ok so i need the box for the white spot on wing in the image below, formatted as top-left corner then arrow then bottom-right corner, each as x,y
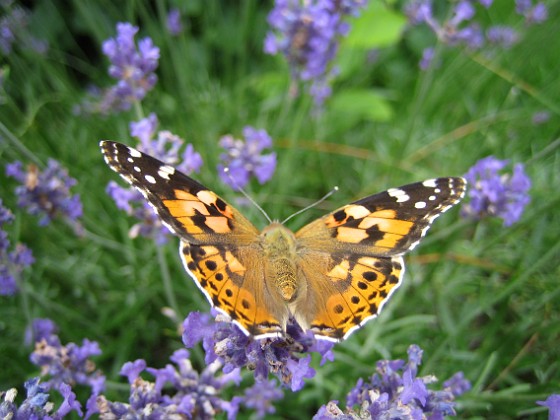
387,188 -> 410,203
133,166 -> 141,172
145,175 -> 156,184
415,201 -> 427,209
158,165 -> 175,180
128,147 -> 141,158
423,179 -> 438,188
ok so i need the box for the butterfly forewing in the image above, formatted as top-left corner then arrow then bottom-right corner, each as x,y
100,141 -> 259,245
296,177 -> 466,258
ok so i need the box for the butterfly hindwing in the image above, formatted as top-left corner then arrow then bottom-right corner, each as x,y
179,240 -> 288,338
100,141 -> 258,245
295,250 -> 404,341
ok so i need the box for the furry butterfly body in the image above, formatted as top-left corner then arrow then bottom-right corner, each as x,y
101,141 -> 466,342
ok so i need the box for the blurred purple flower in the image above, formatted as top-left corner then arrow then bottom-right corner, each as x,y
462,156 -> 531,226
218,126 -> 276,189
107,114 -> 203,244
101,22 -> 159,110
444,371 -> 472,397
243,380 -> 284,418
537,394 -> 560,419
406,0 -> 546,67
0,5 -> 48,56
5,159 -> 83,228
264,0 -> 367,107
487,26 -> 520,48
315,344 -> 470,419
25,318 -> 58,346
532,110 -> 550,125
0,200 -> 34,296
167,8 -> 183,36
0,377 -> 82,419
419,46 -> 436,70
29,319 -> 105,397
516,0 -> 548,24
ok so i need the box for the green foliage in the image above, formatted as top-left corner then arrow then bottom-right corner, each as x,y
1,0 -> 559,418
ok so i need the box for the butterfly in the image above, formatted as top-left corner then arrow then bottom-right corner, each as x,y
100,140 -> 466,342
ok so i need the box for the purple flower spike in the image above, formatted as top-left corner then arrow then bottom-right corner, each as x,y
218,126 -> 277,189
243,380 -> 284,418
318,344 -> 470,418
487,26 -> 520,48
29,319 -> 105,396
167,8 -> 183,36
0,200 -> 34,296
265,0 -> 367,107
100,22 -> 160,110
6,160 -> 83,228
95,343 -> 246,419
462,156 -> 531,226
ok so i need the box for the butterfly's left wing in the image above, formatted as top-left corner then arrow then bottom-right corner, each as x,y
294,177 -> 466,341
100,140 -> 259,244
100,141 -> 289,337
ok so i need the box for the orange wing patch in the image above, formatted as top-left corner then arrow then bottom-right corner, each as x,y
179,241 -> 283,338
309,255 -> 404,341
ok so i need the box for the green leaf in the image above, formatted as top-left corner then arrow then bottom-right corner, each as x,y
328,89 -> 393,124
345,3 -> 407,49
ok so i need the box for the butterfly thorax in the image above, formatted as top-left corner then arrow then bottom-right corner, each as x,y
261,222 -> 299,303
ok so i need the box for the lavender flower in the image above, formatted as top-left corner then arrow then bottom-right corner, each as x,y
405,1 -> 541,69
94,349 -> 242,419
182,311 -> 335,392
515,0 -> 548,24
314,344 -> 471,419
0,200 -> 34,296
532,110 -> 550,125
419,46 -> 436,70
462,156 -> 531,226
25,317 -> 58,346
406,1 -> 484,50
5,159 -> 83,228
0,5 -> 48,56
0,377 -> 82,419
537,394 -> 560,419
243,380 -> 284,418
167,8 -> 183,36
29,319 -> 105,398
101,22 -> 159,110
217,126 -> 276,189
264,0 -> 367,107
486,26 -> 520,48
107,114 -> 203,244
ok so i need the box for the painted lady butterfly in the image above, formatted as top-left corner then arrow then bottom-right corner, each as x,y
101,141 -> 466,342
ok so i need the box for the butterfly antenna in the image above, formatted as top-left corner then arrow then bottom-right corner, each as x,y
281,186 -> 339,225
223,167 -> 273,224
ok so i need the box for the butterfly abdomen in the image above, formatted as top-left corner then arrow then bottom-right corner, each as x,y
261,223 -> 299,302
